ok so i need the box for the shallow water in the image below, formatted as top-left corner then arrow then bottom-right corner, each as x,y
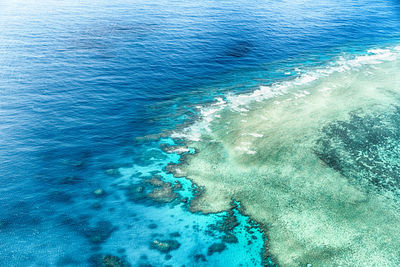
2,0 -> 400,266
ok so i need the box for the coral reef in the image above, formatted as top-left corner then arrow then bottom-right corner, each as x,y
315,109 -> 400,195
88,254 -> 130,267
125,184 -> 147,203
102,255 -> 130,267
60,176 -> 84,185
147,182 -> 177,203
105,168 -> 122,177
176,55 -> 400,265
84,221 -> 117,245
150,239 -> 181,253
207,243 -> 226,256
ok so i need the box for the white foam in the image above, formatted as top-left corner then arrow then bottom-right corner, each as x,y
319,87 -> 332,93
367,48 -> 390,54
294,74 -> 318,85
249,133 -> 264,138
171,147 -> 190,153
234,146 -> 257,155
173,44 -> 400,143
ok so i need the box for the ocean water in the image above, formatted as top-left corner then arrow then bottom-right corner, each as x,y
1,0 -> 400,266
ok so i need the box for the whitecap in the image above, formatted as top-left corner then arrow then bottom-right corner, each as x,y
174,44 -> 400,143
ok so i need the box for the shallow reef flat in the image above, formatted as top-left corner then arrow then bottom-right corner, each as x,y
171,48 -> 400,266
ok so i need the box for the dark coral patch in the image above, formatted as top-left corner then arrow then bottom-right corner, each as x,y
125,184 -> 147,203
102,255 -> 130,267
83,221 -> 117,245
150,239 -> 180,253
147,182 -> 177,203
88,254 -> 130,267
207,242 -> 226,256
194,254 -> 207,262
315,108 -> 400,195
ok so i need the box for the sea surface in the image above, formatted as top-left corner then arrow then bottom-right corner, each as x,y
1,0 -> 400,266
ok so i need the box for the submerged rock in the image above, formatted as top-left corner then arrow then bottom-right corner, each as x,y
150,239 -> 180,253
91,202 -> 102,210
135,133 -> 165,142
84,221 -> 116,244
148,223 -> 158,229
194,254 -> 207,262
125,184 -> 147,202
147,182 -> 177,203
64,160 -> 83,167
225,40 -> 252,58
165,163 -> 186,178
160,144 -> 190,154
169,232 -> 181,238
207,242 -> 226,256
89,254 -> 129,267
57,255 -> 80,266
164,254 -> 172,260
145,176 -> 164,186
60,176 -> 84,185
207,208 -> 239,243
125,178 -> 179,204
145,176 -> 181,203
222,234 -> 238,244
93,188 -> 105,197
105,168 -> 122,177
48,190 -> 74,203
173,182 -> 182,190
102,255 -> 130,267
0,219 -> 9,230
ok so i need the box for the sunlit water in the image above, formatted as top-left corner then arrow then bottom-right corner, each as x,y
1,0 -> 400,266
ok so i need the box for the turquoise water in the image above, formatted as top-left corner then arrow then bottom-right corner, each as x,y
1,0 -> 400,265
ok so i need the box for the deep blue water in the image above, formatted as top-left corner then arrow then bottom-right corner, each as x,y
1,0 -> 400,265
